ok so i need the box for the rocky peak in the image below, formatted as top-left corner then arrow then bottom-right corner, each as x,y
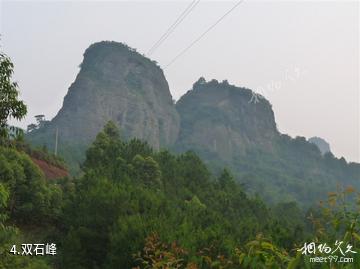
27,41 -> 180,169
175,78 -> 278,160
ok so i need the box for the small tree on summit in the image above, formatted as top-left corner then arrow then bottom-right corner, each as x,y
193,77 -> 206,88
0,52 -> 27,139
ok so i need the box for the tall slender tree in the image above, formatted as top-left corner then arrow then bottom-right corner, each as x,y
0,52 -> 27,139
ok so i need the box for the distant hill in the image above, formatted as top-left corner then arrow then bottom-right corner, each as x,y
308,136 -> 331,155
26,41 -> 360,207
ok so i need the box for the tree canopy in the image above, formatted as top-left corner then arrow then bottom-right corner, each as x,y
0,53 -> 27,139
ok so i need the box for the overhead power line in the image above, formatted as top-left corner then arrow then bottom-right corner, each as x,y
147,0 -> 200,56
165,0 -> 244,69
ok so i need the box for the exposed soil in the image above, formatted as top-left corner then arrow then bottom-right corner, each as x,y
31,158 -> 69,179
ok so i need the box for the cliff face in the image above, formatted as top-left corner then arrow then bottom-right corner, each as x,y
175,78 -> 278,160
28,41 -> 180,166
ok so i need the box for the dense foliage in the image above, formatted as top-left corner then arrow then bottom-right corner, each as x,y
59,122 -> 291,268
0,146 -> 63,269
58,122 -> 359,268
1,122 -> 360,268
0,52 -> 27,141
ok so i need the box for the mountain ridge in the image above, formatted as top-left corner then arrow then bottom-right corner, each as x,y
26,41 -> 360,206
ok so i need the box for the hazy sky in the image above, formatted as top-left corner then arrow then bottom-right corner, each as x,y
1,0 -> 359,162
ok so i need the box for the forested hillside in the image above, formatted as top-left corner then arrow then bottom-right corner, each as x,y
58,122 -> 304,268
3,122 -> 360,268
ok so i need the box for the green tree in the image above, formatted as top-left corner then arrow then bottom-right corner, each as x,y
0,183 -> 52,269
0,53 -> 27,140
0,146 -> 62,223
131,155 -> 162,187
